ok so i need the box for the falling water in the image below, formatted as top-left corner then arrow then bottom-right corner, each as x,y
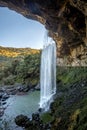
40,41 -> 56,111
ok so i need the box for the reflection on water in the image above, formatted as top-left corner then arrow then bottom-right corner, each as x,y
0,91 -> 40,129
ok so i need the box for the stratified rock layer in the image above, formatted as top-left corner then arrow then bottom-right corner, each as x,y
0,0 -> 87,65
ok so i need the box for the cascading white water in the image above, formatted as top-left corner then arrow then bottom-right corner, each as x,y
40,42 -> 56,111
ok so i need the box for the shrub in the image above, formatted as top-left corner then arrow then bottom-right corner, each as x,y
3,75 -> 16,85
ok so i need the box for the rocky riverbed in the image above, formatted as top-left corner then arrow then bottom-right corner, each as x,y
0,83 -> 40,117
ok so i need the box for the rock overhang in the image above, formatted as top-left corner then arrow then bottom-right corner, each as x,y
0,0 -> 87,65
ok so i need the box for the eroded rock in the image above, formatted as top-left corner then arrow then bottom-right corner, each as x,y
15,114 -> 30,127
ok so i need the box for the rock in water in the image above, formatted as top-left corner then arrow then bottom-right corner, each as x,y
15,114 -> 30,127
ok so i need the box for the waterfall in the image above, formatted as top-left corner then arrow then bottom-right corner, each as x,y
40,42 -> 56,111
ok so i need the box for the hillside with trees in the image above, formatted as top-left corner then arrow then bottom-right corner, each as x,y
0,46 -> 40,86
0,46 -> 40,57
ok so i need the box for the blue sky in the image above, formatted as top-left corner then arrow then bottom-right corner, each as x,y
0,7 -> 46,49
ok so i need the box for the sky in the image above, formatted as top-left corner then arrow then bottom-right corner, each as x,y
0,7 -> 46,49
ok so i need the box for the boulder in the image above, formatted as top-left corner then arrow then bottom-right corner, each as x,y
15,114 -> 30,127
0,93 -> 4,99
32,113 -> 40,121
2,93 -> 10,100
35,83 -> 40,90
0,108 -> 4,117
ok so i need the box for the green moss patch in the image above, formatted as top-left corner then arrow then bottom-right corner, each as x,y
40,112 -> 54,123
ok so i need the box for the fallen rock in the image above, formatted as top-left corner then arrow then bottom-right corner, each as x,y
0,93 -> 4,99
32,113 -> 40,121
17,85 -> 30,92
15,114 -> 30,127
2,93 -> 10,100
35,83 -> 40,90
0,108 -> 4,117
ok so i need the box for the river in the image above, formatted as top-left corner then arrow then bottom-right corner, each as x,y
0,90 -> 40,130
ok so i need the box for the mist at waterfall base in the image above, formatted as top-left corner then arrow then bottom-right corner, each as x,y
40,41 -> 56,111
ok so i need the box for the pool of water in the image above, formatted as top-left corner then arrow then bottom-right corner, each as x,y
0,90 -> 40,129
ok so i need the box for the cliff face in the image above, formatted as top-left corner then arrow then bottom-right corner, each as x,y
0,0 -> 87,65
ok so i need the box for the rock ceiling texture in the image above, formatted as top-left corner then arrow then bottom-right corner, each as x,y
0,0 -> 87,66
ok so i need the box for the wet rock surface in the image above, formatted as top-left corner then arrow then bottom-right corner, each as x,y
0,83 -> 39,96
34,83 -> 40,90
0,90 -> 10,117
15,114 -> 30,127
15,113 -> 51,130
